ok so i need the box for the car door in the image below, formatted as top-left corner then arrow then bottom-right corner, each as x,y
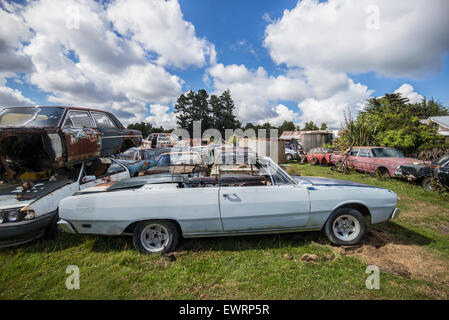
61,110 -> 102,163
355,149 -> 371,172
219,163 -> 310,231
90,111 -> 124,156
347,148 -> 359,169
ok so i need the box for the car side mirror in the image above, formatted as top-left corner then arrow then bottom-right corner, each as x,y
81,175 -> 96,183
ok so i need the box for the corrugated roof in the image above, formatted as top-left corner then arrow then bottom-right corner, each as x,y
429,116 -> 449,129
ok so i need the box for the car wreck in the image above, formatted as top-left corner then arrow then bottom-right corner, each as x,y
0,106 -> 142,182
0,157 -> 131,247
58,155 -> 400,254
397,153 -> 449,191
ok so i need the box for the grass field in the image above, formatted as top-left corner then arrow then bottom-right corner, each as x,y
1,163 -> 448,299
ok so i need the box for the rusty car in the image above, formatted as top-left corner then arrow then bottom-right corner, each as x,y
0,157 -> 131,247
0,106 -> 142,181
115,147 -> 156,177
330,147 -> 429,179
397,153 -> 449,191
58,155 -> 400,254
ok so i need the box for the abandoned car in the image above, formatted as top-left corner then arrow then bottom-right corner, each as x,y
144,151 -> 208,177
397,153 -> 449,191
0,158 -> 131,247
305,147 -> 335,166
330,147 -> 429,178
0,106 -> 142,181
116,147 -> 156,177
58,156 -> 399,254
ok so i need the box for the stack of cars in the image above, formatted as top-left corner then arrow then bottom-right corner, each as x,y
305,147 -> 335,166
0,106 -> 142,247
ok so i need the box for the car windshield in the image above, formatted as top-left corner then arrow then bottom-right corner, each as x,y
117,149 -> 139,161
0,107 -> 65,128
157,153 -> 202,166
371,148 -> 405,158
433,154 -> 449,166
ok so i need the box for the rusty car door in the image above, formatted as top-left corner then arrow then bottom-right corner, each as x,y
62,110 -> 102,164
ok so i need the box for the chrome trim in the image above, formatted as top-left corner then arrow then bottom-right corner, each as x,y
391,208 -> 401,220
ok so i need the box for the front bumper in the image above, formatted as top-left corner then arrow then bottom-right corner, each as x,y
0,210 -> 57,248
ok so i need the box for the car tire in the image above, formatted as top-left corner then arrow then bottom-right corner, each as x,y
310,157 -> 319,166
376,167 -> 390,181
133,220 -> 180,254
324,208 -> 367,246
43,212 -> 59,240
286,154 -> 293,161
422,177 -> 440,192
320,158 -> 328,166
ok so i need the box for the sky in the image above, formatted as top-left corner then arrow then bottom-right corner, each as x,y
0,0 -> 448,129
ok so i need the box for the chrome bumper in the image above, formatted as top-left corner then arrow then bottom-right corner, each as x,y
390,208 -> 401,220
57,219 -> 76,234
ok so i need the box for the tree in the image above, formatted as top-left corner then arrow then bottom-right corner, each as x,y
320,122 -> 328,130
278,121 -> 296,134
127,122 -> 170,138
337,92 -> 449,153
303,121 -> 319,131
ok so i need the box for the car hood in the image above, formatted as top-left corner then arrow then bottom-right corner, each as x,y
0,179 -> 72,209
294,176 -> 380,188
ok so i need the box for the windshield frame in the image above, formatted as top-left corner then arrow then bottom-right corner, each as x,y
0,106 -> 65,128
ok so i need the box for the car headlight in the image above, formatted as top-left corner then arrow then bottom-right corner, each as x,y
0,208 -> 32,223
395,166 -> 402,175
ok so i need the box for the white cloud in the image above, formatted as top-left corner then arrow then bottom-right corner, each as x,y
264,0 -> 449,78
207,63 -> 372,127
0,3 -> 33,73
298,80 -> 373,128
107,0 -> 216,68
0,86 -> 35,106
395,84 -> 424,104
145,104 -> 177,129
258,104 -> 300,126
0,0 -> 213,124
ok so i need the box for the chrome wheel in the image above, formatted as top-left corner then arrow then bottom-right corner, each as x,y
332,215 -> 360,242
140,223 -> 170,253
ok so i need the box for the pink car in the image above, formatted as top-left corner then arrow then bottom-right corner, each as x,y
330,147 -> 429,178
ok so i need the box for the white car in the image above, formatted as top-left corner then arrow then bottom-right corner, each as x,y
0,158 -> 130,247
58,156 -> 399,254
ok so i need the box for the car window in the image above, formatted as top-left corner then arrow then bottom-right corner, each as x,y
117,149 -> 139,160
268,163 -> 292,185
349,148 -> 359,156
358,149 -> 371,157
66,111 -> 93,128
371,147 -> 404,158
0,107 -> 65,128
106,162 -> 126,175
433,154 -> 449,166
91,112 -> 116,128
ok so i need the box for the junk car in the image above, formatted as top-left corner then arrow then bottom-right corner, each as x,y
0,106 -> 141,181
58,156 -> 399,254
0,158 -> 130,247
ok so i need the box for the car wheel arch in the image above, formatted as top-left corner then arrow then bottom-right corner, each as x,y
123,219 -> 183,236
326,202 -> 372,225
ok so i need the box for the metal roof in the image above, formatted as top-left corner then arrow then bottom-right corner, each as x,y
428,116 -> 449,130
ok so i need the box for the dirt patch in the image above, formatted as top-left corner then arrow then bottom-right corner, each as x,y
337,230 -> 449,290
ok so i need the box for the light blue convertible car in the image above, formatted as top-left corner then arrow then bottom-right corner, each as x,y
58,155 -> 400,254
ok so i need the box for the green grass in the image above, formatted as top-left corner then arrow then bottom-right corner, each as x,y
1,163 -> 448,299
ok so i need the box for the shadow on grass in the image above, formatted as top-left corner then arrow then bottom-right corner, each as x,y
0,221 -> 433,255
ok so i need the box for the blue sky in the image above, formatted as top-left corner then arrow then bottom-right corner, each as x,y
1,0 -> 448,129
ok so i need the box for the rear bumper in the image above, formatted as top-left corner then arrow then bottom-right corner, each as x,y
0,210 -> 57,248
